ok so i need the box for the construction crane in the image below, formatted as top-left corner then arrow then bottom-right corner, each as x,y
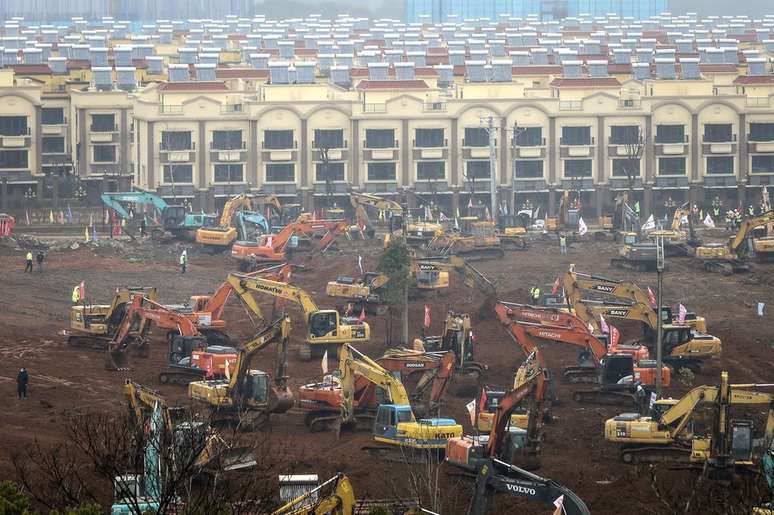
296,349 -> 456,431
338,343 -> 462,457
225,273 -> 370,359
67,286 -> 157,349
123,381 -> 255,474
696,210 -> 774,273
605,371 -> 774,467
561,267 -> 708,333
188,316 -> 293,430
446,351 -> 590,515
231,218 -> 349,266
100,191 -> 208,239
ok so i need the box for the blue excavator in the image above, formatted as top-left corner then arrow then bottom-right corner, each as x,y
100,191 -> 209,239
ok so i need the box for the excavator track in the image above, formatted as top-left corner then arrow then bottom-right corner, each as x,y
158,367 -> 206,386
610,258 -> 658,272
458,248 -> 506,262
67,335 -> 109,350
362,445 -> 441,464
562,366 -> 599,384
619,444 -> 692,465
572,388 -> 637,407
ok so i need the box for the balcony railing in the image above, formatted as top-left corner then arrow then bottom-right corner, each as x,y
364,103 -> 387,113
423,102 -> 447,112
261,140 -> 298,149
312,140 -> 348,149
159,104 -> 183,115
560,137 -> 594,146
618,98 -> 641,109
90,124 -> 118,133
364,140 -> 399,149
210,141 -> 246,150
462,138 -> 495,147
513,137 -> 546,147
558,100 -> 582,111
220,104 -> 245,114
160,142 -> 196,151
413,139 -> 448,148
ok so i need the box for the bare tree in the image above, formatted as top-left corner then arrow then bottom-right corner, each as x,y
11,405 -> 300,514
619,127 -> 645,204
316,141 -> 333,209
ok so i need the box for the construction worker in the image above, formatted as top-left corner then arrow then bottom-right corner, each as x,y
139,218 -> 147,238
559,233 -> 567,254
24,250 -> 33,272
530,286 -> 541,304
748,205 -> 755,218
35,250 -> 45,272
180,249 -> 188,274
71,285 -> 81,304
16,368 -> 28,399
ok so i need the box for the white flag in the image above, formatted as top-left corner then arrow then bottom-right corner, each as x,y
321,349 -> 328,375
703,213 -> 715,228
578,217 -> 588,235
552,495 -> 565,515
454,217 -> 460,231
641,214 -> 656,231
224,359 -> 230,381
649,392 -> 657,409
680,215 -> 689,226
358,255 -> 363,275
466,399 -> 477,426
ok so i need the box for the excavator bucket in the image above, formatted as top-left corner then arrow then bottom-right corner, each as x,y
106,347 -> 129,370
267,386 -> 294,414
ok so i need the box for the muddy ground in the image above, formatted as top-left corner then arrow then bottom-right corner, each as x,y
0,230 -> 772,514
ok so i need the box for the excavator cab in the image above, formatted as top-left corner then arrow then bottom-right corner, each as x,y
243,370 -> 270,406
599,355 -> 636,386
161,205 -> 187,231
309,311 -> 339,339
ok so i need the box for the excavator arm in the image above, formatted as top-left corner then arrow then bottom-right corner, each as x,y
731,210 -> 774,252
100,192 -> 169,220
123,380 -> 174,430
229,316 -> 290,394
496,301 -> 589,332
227,273 -> 319,324
271,473 -> 355,515
219,194 -> 253,228
518,321 -> 606,365
565,270 -> 653,308
339,344 -> 412,424
586,300 -> 659,329
202,263 -> 292,319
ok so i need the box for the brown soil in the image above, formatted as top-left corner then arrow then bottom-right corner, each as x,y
0,234 -> 772,513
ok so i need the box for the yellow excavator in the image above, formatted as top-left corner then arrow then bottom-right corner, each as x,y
67,287 -> 157,349
339,343 -> 462,457
124,380 -> 256,472
349,191 -> 404,239
195,193 -> 282,248
561,267 -> 707,333
697,210 -> 774,273
561,273 -> 720,373
605,371 -> 774,469
271,474 -> 355,515
226,273 -> 370,359
188,316 -> 294,429
428,218 -> 504,261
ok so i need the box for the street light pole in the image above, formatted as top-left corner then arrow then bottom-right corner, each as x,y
655,235 -> 665,397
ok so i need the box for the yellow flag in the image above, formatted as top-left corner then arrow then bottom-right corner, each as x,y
85,227 -> 90,242
49,210 -> 54,223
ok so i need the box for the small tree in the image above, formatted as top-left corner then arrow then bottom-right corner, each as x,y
377,238 -> 412,344
620,127 -> 645,204
316,141 -> 333,209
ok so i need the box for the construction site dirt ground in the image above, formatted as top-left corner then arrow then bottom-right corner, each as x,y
0,233 -> 773,513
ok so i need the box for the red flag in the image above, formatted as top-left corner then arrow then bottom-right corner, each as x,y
610,326 -> 620,351
479,388 -> 488,411
551,276 -> 561,295
647,287 -> 656,307
678,303 -> 687,325
358,307 -> 366,322
599,315 -> 609,334
78,280 -> 85,300
423,304 -> 431,328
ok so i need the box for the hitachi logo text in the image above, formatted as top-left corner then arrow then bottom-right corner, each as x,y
505,484 -> 536,495
538,331 -> 562,339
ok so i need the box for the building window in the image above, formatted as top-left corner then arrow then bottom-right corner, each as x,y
161,131 -> 192,150
703,123 -> 733,143
42,137 -> 65,154
655,124 -> 685,144
263,130 -> 294,149
658,157 -> 686,175
365,129 -> 396,149
417,161 -> 445,181
315,162 -> 345,182
212,130 -> 242,150
564,159 -> 592,177
610,125 -> 640,144
514,127 -> 543,146
41,108 -> 64,125
415,128 -> 445,148
514,160 -> 543,178
214,164 -> 244,182
265,163 -> 295,182
612,158 -> 639,177
466,160 -> 490,179
90,113 -> 115,132
367,162 -> 396,181
313,129 -> 344,149
0,150 -> 28,168
561,126 -> 592,146
163,164 -> 193,183
0,116 -> 28,136
749,123 -> 774,142
706,156 -> 734,175
93,145 -> 116,163
464,127 -> 488,147
752,155 -> 774,174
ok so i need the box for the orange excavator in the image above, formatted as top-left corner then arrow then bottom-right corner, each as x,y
231,219 -> 350,266
496,301 -> 670,406
296,350 -> 456,432
106,295 -> 206,370
446,351 -> 589,515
